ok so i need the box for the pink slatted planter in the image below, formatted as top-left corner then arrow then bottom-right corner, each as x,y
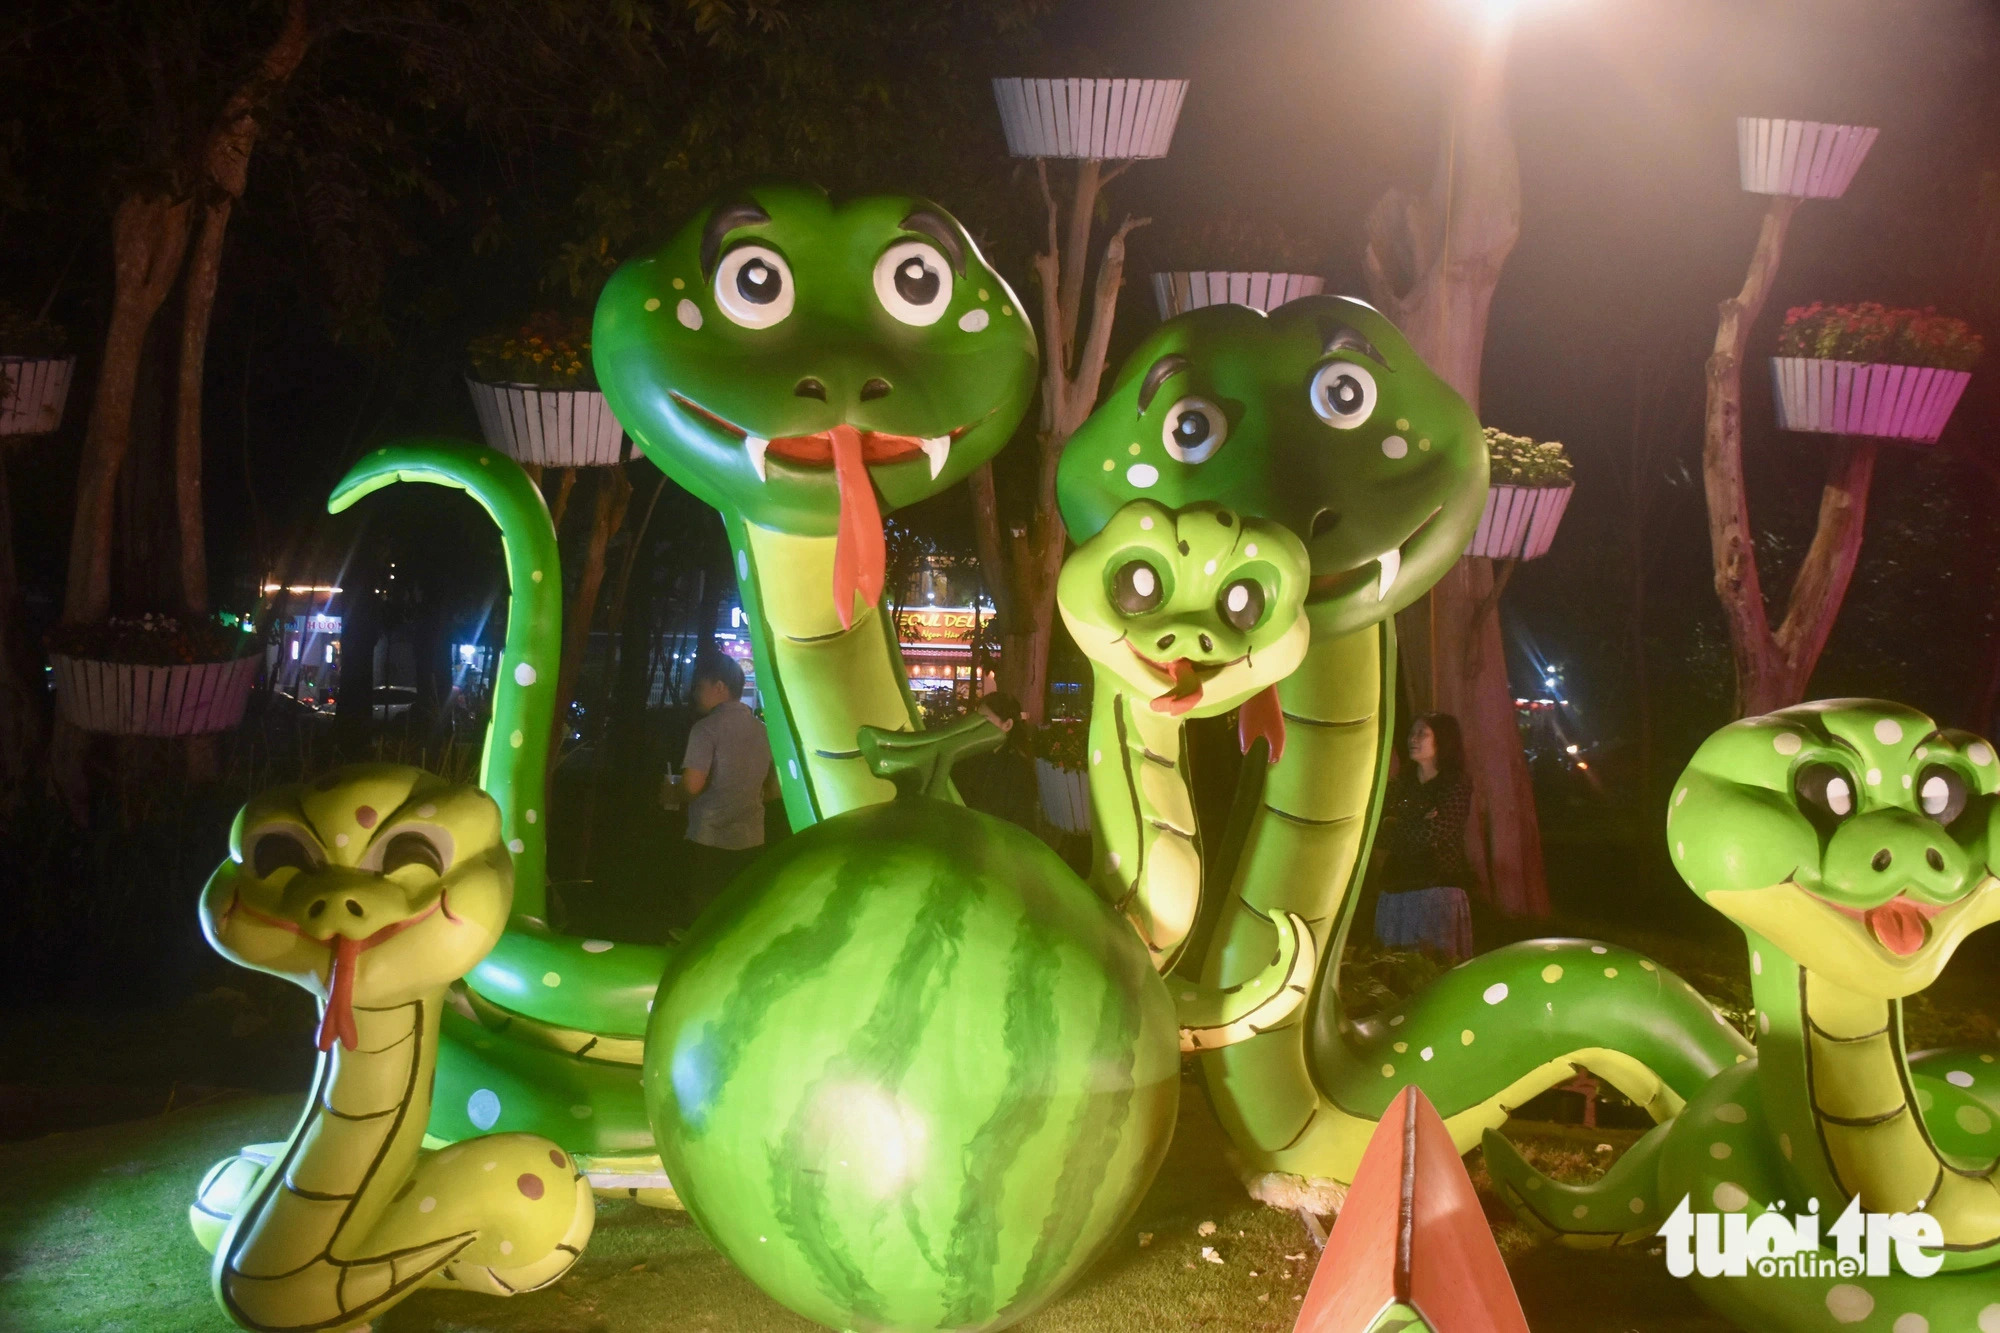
0,355 -> 76,437
1770,358 -> 1971,443
466,379 -> 627,467
1737,118 -> 1878,199
1150,271 -> 1324,319
51,652 -> 261,736
1034,758 -> 1091,834
1465,484 -> 1572,561
991,78 -> 1188,160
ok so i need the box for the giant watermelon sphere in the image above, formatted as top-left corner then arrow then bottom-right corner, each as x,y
642,724 -> 1179,1331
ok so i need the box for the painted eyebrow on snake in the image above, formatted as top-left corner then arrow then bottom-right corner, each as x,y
897,209 -> 966,276
1322,325 -> 1391,370
700,199 -> 774,280
1137,355 -> 1193,414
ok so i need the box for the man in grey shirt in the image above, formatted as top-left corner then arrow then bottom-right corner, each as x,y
662,651 -> 777,922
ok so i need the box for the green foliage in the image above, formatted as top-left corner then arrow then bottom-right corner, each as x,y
1777,302 -> 1984,371
1484,427 -> 1572,488
1337,942 -> 1452,1020
1034,714 -> 1090,771
44,612 -> 258,666
0,301 -> 67,356
467,312 -> 595,388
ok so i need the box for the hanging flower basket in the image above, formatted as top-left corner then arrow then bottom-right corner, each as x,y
466,312 -> 626,467
49,652 -> 261,737
1465,429 -> 1573,561
1771,304 -> 1980,443
1151,271 -> 1324,320
1034,759 -> 1091,834
991,78 -> 1188,160
45,613 -> 263,737
1736,118 -> 1878,199
0,355 -> 76,437
466,379 -> 627,467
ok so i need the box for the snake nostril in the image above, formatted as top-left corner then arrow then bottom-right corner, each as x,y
1156,634 -> 1175,651
345,899 -> 365,918
1928,847 -> 1946,872
308,900 -> 327,918
859,378 -> 891,401
794,377 -> 827,400
1872,849 -> 1894,873
1199,634 -> 1214,653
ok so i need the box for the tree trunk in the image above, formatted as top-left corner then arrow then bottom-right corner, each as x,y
972,158 -> 1146,725
549,467 -> 632,778
1700,196 -> 1876,717
1363,37 -> 1547,916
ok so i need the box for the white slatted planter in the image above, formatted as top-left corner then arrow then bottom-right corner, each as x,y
50,652 -> 261,736
0,355 -> 76,437
1151,271 -> 1324,319
1034,758 -> 1091,834
1465,484 -> 1572,561
992,78 -> 1188,160
1737,118 -> 1878,199
466,379 -> 627,467
1770,358 -> 1972,444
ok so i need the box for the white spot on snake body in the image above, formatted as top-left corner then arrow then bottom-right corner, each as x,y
1675,841 -> 1684,859
582,939 -> 613,953
1093,749 -> 1103,765
1866,767 -> 1882,786
1712,1182 -> 1748,1212
508,838 -> 525,854
1710,1142 -> 1731,1159
1948,1069 -> 1976,1087
1381,1064 -> 1394,1077
1107,853 -> 1121,871
467,1089 -> 501,1130
1979,1305 -> 2000,1333
644,297 -> 661,311
787,758 -> 799,780
1957,1105 -> 1992,1135
532,569 -> 543,583
420,1196 -> 437,1212
1874,718 -> 1904,743
1393,1042 -> 1407,1053
1420,1046 -> 1433,1061
1461,1030 -> 1474,1045
737,550 -> 749,580
1245,543 -> 1258,556
1591,945 -> 1607,954
1974,742 -> 1996,766
1629,1197 -> 1645,1214
1675,787 -> 1687,805
1894,1316 -> 1928,1333
510,730 -> 524,748
1203,558 -> 1217,576
1541,964 -> 1563,983
542,971 -> 561,987
514,663 -> 537,686
676,299 -> 702,329
1389,1014 -> 1404,1026
418,803 -> 437,818
1773,732 -> 1803,755
957,308 -> 989,332
1127,463 -> 1159,488
526,809 -> 538,823
1903,773 -> 1914,790
335,833 -> 349,848
1780,1132 -> 1792,1159
501,1241 -> 514,1255
1381,435 -> 1408,459
1139,516 -> 1154,530
1752,951 -> 1761,974
1572,1204 -> 1587,1219
1714,1103 -> 1747,1123
1825,1284 -> 1873,1323
1483,983 -> 1508,1005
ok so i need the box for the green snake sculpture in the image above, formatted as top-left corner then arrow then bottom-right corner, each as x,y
322,186 -> 1037,1185
1057,296 -> 1754,1203
1487,700 -> 2000,1330
187,764 -> 596,1331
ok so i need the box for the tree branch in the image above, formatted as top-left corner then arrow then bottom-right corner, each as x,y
1057,157 -> 1101,370
1770,439 -> 1878,691
967,460 -> 1012,624
1062,213 -> 1149,440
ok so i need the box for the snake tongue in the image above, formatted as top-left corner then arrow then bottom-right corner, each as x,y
1149,659 -> 1204,716
1866,897 -> 1930,957
829,423 -> 885,631
1237,684 -> 1287,764
316,935 -> 363,1052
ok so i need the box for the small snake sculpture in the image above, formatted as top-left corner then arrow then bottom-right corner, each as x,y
321,185 -> 1038,1184
1057,297 -> 1754,1203
187,764 -> 595,1331
1486,700 -> 2000,1330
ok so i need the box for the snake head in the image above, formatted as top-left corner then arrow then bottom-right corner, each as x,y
200,765 -> 511,1020
592,182 -> 1037,535
1667,700 -> 2000,998
1057,499 -> 1309,718
1055,295 -> 1487,637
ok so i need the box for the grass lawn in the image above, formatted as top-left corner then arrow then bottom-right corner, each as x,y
0,1075 -> 1733,1333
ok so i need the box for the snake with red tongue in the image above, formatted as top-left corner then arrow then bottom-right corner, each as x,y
827,423 -> 886,630
1863,895 -> 1938,957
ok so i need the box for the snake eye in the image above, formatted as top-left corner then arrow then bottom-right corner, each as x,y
1218,578 -> 1266,631
1309,361 -> 1378,430
873,240 -> 953,326
1112,560 -> 1166,616
382,830 -> 447,876
714,244 -> 795,329
251,828 -> 320,879
1795,762 -> 1857,830
1916,765 -> 1968,826
1160,396 -> 1228,463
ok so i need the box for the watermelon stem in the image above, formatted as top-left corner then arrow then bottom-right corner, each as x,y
857,716 -> 1002,802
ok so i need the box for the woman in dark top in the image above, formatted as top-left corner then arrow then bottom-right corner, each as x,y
1373,712 -> 1477,960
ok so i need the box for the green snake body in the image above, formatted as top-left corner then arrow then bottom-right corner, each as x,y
1487,701 -> 2000,1329
1058,297 -> 1752,1203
